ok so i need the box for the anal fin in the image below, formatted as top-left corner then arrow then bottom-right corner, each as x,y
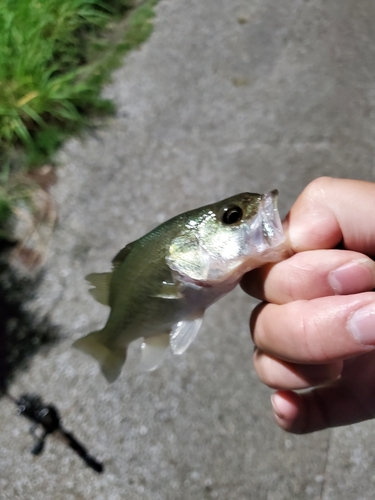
139,333 -> 170,371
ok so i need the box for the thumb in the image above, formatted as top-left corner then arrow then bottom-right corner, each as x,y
285,177 -> 375,255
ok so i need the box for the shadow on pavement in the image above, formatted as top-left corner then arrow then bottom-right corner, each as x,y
0,251 -> 59,393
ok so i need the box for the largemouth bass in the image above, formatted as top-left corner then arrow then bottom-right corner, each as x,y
73,191 -> 285,382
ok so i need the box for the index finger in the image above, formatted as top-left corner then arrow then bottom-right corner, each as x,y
241,249 -> 375,303
285,177 -> 375,255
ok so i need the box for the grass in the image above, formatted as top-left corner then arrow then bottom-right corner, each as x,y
0,0 -> 158,236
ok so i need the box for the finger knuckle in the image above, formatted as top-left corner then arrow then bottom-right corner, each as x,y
297,304 -> 327,362
303,176 -> 334,204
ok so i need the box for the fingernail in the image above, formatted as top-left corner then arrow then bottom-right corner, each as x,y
348,304 -> 375,345
271,393 -> 292,420
329,259 -> 375,295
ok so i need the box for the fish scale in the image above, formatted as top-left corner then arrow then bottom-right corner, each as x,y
73,191 -> 286,382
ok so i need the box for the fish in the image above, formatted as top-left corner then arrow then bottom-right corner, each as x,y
73,190 -> 285,383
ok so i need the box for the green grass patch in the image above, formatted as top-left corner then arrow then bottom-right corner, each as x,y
0,0 -> 158,236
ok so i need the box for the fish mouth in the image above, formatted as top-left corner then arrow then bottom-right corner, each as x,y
247,189 -> 285,253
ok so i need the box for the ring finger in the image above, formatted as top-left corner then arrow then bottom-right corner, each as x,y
253,349 -> 343,390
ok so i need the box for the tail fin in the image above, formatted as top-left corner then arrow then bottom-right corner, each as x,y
72,330 -> 127,383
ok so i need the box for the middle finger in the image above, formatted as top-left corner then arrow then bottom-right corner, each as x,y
251,292 -> 375,364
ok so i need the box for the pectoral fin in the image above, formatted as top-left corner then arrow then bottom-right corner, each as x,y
139,333 -> 170,371
86,272 -> 112,306
170,317 -> 203,355
73,330 -> 126,383
151,282 -> 183,299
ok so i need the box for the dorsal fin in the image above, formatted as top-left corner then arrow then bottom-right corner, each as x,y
111,242 -> 134,271
86,272 -> 112,305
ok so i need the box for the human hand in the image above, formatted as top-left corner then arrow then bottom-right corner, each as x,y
241,177 -> 375,433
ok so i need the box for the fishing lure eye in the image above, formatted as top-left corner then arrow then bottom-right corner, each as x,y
222,205 -> 243,225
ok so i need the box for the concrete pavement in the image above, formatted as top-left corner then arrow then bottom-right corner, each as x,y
1,0 -> 375,498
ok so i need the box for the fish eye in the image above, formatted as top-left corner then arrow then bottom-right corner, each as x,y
222,205 -> 243,225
